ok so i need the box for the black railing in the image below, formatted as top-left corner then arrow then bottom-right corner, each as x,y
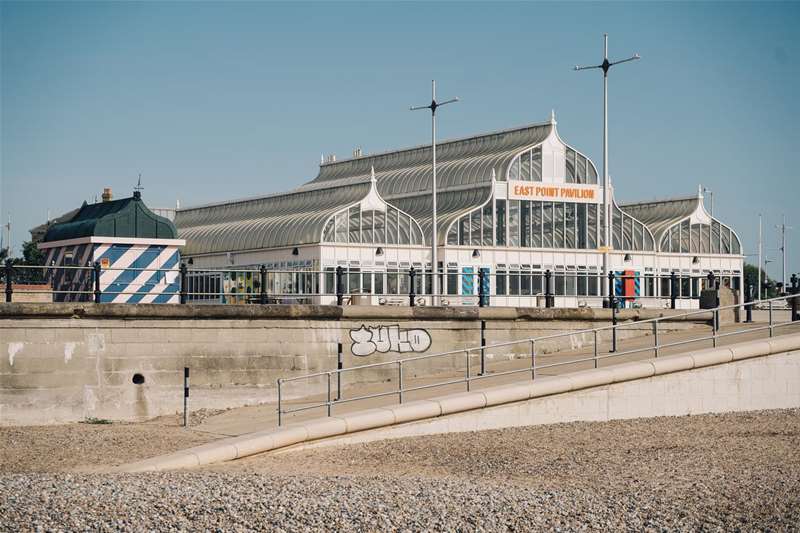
0,262 -> 776,311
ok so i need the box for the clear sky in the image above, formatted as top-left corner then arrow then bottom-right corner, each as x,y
2,1 -> 798,277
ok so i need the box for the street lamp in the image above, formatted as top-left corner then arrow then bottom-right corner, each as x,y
574,34 -> 640,303
411,80 -> 458,306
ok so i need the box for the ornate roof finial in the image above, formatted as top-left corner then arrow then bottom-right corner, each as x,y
550,109 -> 557,125
370,166 -> 377,184
698,183 -> 703,198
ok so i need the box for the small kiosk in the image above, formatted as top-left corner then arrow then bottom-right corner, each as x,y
38,190 -> 185,303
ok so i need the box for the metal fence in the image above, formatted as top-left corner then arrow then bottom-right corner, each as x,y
276,293 -> 800,425
1,259 -> 758,310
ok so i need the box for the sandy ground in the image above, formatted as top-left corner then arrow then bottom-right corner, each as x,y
1,409 -> 798,531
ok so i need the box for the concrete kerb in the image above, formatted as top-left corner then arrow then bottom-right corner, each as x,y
114,333 -> 800,473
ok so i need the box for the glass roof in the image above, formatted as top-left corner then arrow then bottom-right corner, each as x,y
177,121 -> 553,254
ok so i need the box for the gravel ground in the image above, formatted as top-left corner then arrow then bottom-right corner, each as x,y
0,417 -> 217,474
1,409 -> 798,531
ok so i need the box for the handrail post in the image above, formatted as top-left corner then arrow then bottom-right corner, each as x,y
670,271 -> 677,309
179,262 -> 188,304
277,379 -> 282,427
653,320 -> 659,358
544,269 -> 553,308
768,300 -> 774,337
530,339 -> 536,380
5,259 -> 13,303
398,360 -> 403,403
335,266 -> 344,306
409,266 -> 416,307
259,264 -> 267,304
712,311 -> 718,347
327,372 -> 332,417
480,320 -> 486,376
745,284 -> 753,323
478,268 -> 486,308
465,350 -> 470,391
93,261 -> 102,303
593,329 -> 598,368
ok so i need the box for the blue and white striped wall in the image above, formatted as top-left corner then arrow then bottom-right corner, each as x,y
39,237 -> 186,304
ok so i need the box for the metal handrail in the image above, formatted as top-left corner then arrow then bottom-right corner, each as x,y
276,293 -> 799,425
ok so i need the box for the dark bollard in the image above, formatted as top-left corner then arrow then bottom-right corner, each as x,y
93,261 -> 102,303
409,266 -> 416,307
707,271 -> 720,331
335,266 -> 344,306
259,264 -> 267,305
336,342 -> 343,401
670,271 -> 677,310
478,269 -> 486,308
183,367 -> 190,428
4,259 -> 13,303
544,269 -> 553,308
608,271 -> 617,353
179,263 -> 188,304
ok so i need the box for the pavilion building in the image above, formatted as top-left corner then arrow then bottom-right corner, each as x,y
175,114 -> 743,308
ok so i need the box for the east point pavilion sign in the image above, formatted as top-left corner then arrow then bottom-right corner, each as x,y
507,181 -> 602,204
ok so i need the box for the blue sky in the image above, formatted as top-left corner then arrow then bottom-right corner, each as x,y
2,1 -> 798,276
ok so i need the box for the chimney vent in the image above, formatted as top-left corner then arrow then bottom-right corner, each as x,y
101,188 -> 113,202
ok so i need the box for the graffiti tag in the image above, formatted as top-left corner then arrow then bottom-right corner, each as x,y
349,324 -> 432,356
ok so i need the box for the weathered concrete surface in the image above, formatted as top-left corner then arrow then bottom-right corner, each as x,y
116,334 -> 800,472
1,303 -> 707,425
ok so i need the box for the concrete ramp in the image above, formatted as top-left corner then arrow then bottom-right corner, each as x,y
117,333 -> 800,472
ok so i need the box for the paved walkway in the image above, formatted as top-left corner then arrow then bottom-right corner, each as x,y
195,313 -> 799,437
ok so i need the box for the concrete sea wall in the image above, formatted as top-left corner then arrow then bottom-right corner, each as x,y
0,303 -> 708,425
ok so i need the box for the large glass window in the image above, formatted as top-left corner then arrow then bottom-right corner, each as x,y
521,201 -> 531,247
496,199 -> 506,246
565,203 -> 576,249
470,210 -> 482,246
532,202 -> 543,248
508,200 -> 520,247
387,207 -> 398,245
482,203 -> 493,246
554,203 -> 565,248
542,202 -> 553,248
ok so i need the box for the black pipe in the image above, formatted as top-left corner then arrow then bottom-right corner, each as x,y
93,261 -> 102,303
544,269 -> 553,308
335,266 -> 344,306
478,269 -> 486,308
670,271 -> 677,310
409,266 -> 416,307
4,259 -> 12,303
259,264 -> 267,305
179,263 -> 188,304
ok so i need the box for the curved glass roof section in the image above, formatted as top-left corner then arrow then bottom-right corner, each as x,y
620,195 -> 741,254
177,121 -> 553,254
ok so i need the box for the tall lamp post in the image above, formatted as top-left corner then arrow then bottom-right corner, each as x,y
411,80 -> 458,305
574,34 -> 640,303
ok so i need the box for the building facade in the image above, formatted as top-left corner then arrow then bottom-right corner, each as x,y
176,116 -> 743,308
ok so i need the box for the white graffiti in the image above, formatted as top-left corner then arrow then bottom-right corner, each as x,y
350,324 -> 432,357
7,342 -> 24,366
